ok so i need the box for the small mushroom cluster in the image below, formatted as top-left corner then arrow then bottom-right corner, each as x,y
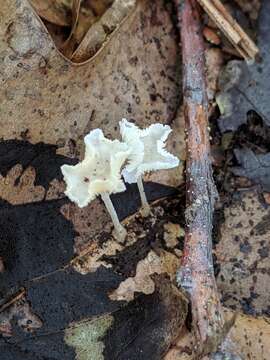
61,119 -> 179,242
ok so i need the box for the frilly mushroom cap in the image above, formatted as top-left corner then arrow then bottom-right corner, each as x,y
120,118 -> 179,183
61,129 -> 130,208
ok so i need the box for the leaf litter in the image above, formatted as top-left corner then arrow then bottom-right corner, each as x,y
1,0 -> 270,359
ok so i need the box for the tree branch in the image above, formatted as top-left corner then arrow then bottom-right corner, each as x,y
174,0 -> 225,355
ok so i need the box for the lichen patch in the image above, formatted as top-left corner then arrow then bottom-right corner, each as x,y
64,315 -> 113,360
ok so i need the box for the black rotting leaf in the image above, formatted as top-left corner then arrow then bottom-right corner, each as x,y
0,139 -> 177,302
217,0 -> 270,133
25,267 -> 124,334
0,267 -> 124,359
0,198 -> 76,301
1,334 -> 76,360
112,182 -> 178,221
103,282 -> 168,359
0,277 -> 186,360
232,148 -> 270,191
102,196 -> 184,277
0,138 -> 183,359
0,344 -> 42,360
101,235 -> 154,277
0,140 -> 76,191
103,276 -> 187,360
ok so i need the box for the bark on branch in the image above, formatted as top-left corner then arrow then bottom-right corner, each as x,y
175,0 -> 225,355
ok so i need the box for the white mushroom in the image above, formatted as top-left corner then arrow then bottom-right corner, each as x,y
120,118 -> 179,216
61,129 -> 130,242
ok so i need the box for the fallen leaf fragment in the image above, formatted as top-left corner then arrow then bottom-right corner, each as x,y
216,0 -> 270,132
232,148 -> 270,191
163,222 -> 184,249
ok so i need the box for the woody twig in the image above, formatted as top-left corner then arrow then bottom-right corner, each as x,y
174,0 -> 226,355
197,0 -> 259,61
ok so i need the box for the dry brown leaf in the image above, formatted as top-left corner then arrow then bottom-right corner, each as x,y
164,309 -> 270,360
60,200 -> 113,253
0,165 -> 65,205
61,0 -> 82,57
0,165 -> 45,205
71,0 -> 136,62
70,0 -> 81,34
226,310 -> 270,359
70,202 -> 179,274
86,0 -> 114,17
164,328 -> 195,360
29,0 -> 72,27
72,6 -> 96,43
216,189 -> 270,316
43,20 -> 70,49
163,222 -> 184,249
1,0 -> 181,161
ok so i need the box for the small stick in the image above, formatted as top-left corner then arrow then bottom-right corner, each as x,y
197,0 -> 259,61
137,175 -> 151,216
175,0 -> 225,355
101,192 -> 127,242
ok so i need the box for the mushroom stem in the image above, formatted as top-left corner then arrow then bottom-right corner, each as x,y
137,175 -> 151,216
101,192 -> 127,242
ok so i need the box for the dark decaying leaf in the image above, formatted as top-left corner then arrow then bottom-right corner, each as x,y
0,275 -> 187,360
0,197 -> 76,300
217,0 -> 270,133
232,148 -> 270,191
0,139 -> 178,304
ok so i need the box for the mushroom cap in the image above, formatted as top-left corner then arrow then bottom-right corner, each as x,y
61,129 -> 130,207
120,119 -> 179,183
